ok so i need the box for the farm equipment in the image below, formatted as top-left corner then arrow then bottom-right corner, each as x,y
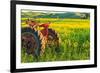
21,19 -> 60,57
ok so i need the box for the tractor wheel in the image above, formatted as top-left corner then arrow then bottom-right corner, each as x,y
47,28 -> 60,52
21,27 -> 45,57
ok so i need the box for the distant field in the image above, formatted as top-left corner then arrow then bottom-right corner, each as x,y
21,18 -> 90,63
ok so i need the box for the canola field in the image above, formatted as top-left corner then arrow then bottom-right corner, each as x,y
21,18 -> 90,63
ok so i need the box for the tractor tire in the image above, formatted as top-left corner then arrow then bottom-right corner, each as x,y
21,27 -> 45,57
47,28 -> 60,52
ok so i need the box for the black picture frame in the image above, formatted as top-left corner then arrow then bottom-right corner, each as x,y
10,0 -> 97,73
